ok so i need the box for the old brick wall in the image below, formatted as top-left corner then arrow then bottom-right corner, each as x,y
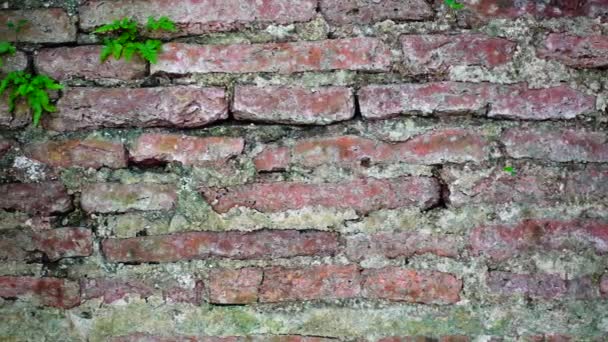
0,0 -> 608,341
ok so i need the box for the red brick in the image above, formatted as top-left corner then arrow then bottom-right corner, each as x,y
538,34 -> 608,69
109,334 -> 335,342
102,230 -> 338,263
46,86 -> 227,131
487,272 -> 598,299
0,9 -> 76,43
461,0 -> 608,20
471,219 -> 608,261
80,183 -> 177,213
79,0 -> 317,35
359,82 -> 594,120
0,276 -> 80,308
152,38 -> 391,75
362,268 -> 461,304
0,51 -> 28,75
320,0 -> 433,25
346,232 -> 460,262
443,164 -> 608,206
286,130 -> 491,168
207,268 -> 263,304
129,133 -> 244,166
163,281 -> 204,305
378,337 -> 469,342
24,138 -> 127,169
524,336 -> 574,342
259,265 -> 361,302
35,46 -> 147,81
401,34 -> 516,74
0,182 -> 72,215
601,274 -> 608,296
80,278 -> 154,304
233,86 -> 355,125
201,177 -> 440,214
502,126 -> 608,162
254,145 -> 291,171
0,228 -> 90,262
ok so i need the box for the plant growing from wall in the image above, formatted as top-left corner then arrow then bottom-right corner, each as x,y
444,0 -> 464,10
0,20 -> 27,67
94,16 -> 177,64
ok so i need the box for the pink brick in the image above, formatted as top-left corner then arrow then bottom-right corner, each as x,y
233,86 -> 355,125
502,126 -> 608,162
538,34 -> 608,68
80,0 -> 317,35
0,137 -> 13,157
110,334 -> 336,342
80,278 -> 154,304
401,34 -> 516,73
0,51 -> 27,75
129,134 -> 244,166
362,268 -> 462,304
378,338 -> 469,342
601,274 -> 608,297
0,276 -> 80,308
0,182 -> 72,215
259,265 -> 361,302
35,46 -> 147,81
24,138 -> 127,169
102,230 -> 338,263
487,272 -> 598,299
320,0 -> 433,25
254,145 -> 291,172
152,38 -> 391,75
461,0 -> 608,20
1,227 -> 92,262
208,268 -> 263,304
0,9 -> 76,43
46,86 -> 227,131
201,177 -> 440,214
359,82 -> 594,120
0,94 -> 30,129
346,232 -> 461,262
80,183 -> 177,213
471,219 -> 608,261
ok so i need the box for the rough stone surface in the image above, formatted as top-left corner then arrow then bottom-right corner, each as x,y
0,276 -> 80,308
319,0 -> 433,25
0,51 -> 28,75
0,9 -> 76,43
35,46 -> 147,81
0,227 -> 93,262
0,182 -> 72,215
233,86 -> 355,125
46,87 -> 228,131
24,138 -> 127,169
152,38 -> 391,75
208,268 -> 263,304
80,183 -> 177,213
538,33 -> 608,68
487,272 -> 598,299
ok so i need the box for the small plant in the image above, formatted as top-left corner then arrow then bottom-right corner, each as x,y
0,42 -> 16,67
0,20 -> 27,67
94,16 -> 176,64
503,166 -> 516,176
0,71 -> 63,126
444,0 -> 464,10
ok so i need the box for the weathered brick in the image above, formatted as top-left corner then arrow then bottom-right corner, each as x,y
201,177 -> 440,214
601,274 -> 608,297
487,272 -> 598,299
0,137 -> 13,157
208,268 -> 263,304
46,86 -> 228,131
0,51 -> 28,75
152,38 -> 391,75
320,0 -> 433,25
359,83 -> 594,120
259,265 -> 361,302
80,278 -> 154,304
362,268 -> 461,304
0,228 -> 91,262
401,34 -> 516,73
163,281 -> 204,305
378,337 -> 469,342
24,138 -> 127,169
461,0 -> 608,20
0,182 -> 72,215
102,230 -> 338,263
0,9 -> 76,43
80,0 -> 317,35
0,276 -> 80,308
346,232 -> 460,262
254,145 -> 291,172
35,46 -> 147,81
502,126 -> 608,162
285,130 -> 491,168
523,335 -> 575,342
233,86 -> 355,125
537,34 -> 608,69
80,183 -> 177,213
471,219 -> 608,261
443,164 -> 608,206
129,133 -> 244,166
0,94 -> 30,129
110,334 -> 336,342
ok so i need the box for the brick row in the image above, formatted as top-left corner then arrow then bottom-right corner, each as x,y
0,227 -> 92,262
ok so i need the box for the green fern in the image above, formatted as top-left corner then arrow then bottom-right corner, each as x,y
0,41 -> 16,67
0,20 -> 26,67
444,0 -> 464,9
94,16 -> 176,64
0,71 -> 63,126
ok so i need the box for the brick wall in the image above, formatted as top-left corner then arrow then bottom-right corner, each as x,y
1,0 -> 608,341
